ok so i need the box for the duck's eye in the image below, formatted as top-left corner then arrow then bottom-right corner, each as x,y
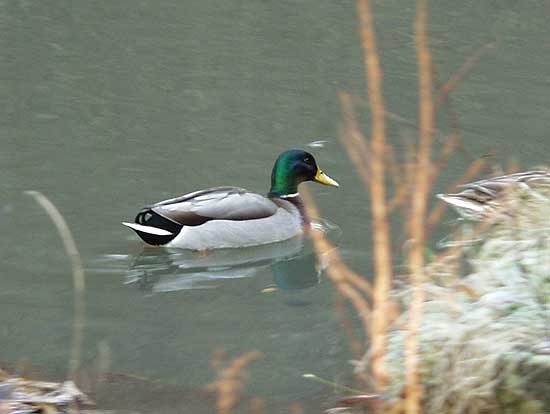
303,157 -> 311,163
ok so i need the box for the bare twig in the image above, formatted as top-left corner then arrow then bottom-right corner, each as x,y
435,42 -> 496,107
401,138 -> 419,222
339,93 -> 371,188
208,351 -> 263,414
386,144 -> 403,194
388,184 -> 411,214
334,292 -> 364,359
25,191 -> 86,383
405,1 -> 434,412
302,188 -> 372,340
427,157 -> 489,235
386,139 -> 413,213
356,0 -> 393,389
429,133 -> 460,186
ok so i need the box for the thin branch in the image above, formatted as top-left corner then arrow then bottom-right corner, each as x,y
339,92 -> 371,189
405,0 -> 434,412
334,292 -> 364,359
302,188 -> 372,340
429,133 -> 460,187
403,138 -> 418,224
356,0 -> 393,389
387,144 -> 410,213
208,351 -> 263,414
25,191 -> 86,383
435,42 -> 496,107
426,157 -> 489,235
386,144 -> 403,191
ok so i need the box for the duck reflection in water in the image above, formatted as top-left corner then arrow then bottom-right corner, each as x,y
125,236 -> 322,295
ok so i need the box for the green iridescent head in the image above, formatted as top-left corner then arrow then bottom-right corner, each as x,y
268,149 -> 339,197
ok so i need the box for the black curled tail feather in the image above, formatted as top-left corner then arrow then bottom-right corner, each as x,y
135,209 -> 183,234
131,208 -> 183,246
135,210 -> 150,225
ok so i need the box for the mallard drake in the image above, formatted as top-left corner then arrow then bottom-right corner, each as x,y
122,149 -> 339,250
437,170 -> 550,220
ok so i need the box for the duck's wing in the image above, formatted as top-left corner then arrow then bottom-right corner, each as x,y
437,189 -> 493,219
460,170 -> 550,195
149,186 -> 278,225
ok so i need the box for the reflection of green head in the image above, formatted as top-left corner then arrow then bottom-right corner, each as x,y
271,253 -> 320,290
268,149 -> 339,197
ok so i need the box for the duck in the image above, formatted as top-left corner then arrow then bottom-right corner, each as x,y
437,170 -> 550,220
122,149 -> 339,250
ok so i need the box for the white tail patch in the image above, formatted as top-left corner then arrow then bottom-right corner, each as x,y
122,222 -> 173,236
436,194 -> 485,213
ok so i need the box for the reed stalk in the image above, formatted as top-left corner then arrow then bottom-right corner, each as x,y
356,0 -> 393,389
404,1 -> 435,413
25,191 -> 86,383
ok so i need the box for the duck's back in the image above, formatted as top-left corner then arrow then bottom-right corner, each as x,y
167,198 -> 303,249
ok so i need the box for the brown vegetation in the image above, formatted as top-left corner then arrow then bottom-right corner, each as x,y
207,350 -> 264,414
302,1 -> 498,413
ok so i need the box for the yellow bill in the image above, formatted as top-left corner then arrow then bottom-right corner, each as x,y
314,168 -> 339,187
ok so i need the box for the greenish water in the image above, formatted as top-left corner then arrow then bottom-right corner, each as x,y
1,0 -> 550,412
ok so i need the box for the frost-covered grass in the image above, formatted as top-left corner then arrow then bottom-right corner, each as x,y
383,187 -> 550,414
